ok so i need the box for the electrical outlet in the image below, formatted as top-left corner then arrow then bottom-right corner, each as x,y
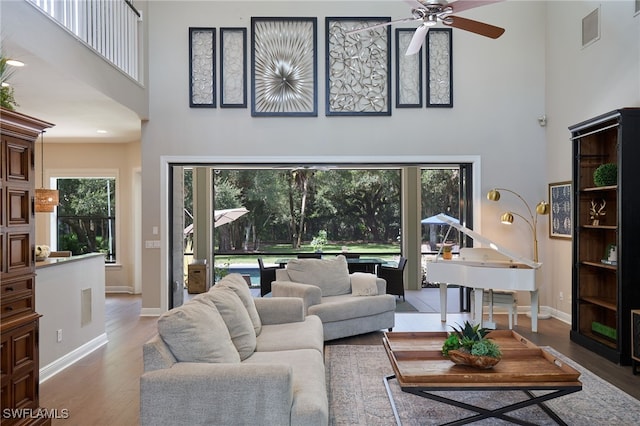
56,329 -> 63,343
559,292 -> 564,301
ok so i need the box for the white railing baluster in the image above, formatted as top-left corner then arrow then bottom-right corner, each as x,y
26,0 -> 141,82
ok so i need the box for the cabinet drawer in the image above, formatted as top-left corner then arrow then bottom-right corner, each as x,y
0,293 -> 34,320
1,277 -> 34,302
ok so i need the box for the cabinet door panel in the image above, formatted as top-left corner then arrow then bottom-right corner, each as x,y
7,233 -> 31,272
5,139 -> 31,183
8,189 -> 30,226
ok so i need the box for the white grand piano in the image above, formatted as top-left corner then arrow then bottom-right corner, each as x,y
427,214 -> 542,332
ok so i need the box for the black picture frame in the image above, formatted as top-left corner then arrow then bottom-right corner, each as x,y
220,28 -> 247,108
549,181 -> 572,239
395,28 -> 423,108
325,17 -> 392,116
251,17 -> 318,117
189,27 -> 216,108
426,28 -> 452,108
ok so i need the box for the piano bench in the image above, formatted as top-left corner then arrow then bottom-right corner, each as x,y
470,290 -> 518,330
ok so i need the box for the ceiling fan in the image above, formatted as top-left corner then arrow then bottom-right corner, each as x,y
349,0 -> 506,55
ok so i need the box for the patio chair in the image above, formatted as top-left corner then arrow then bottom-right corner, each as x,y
257,258 -> 281,297
377,256 -> 407,300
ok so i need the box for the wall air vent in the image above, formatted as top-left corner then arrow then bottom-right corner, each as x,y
582,7 -> 600,48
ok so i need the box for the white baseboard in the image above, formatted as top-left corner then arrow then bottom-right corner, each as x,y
140,307 -> 162,316
105,286 -> 135,294
40,333 -> 108,383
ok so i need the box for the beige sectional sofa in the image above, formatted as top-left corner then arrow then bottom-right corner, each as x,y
272,255 -> 396,341
140,274 -> 328,426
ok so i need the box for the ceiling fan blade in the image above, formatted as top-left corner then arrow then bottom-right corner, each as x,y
345,17 -> 418,35
450,0 -> 505,14
405,25 -> 429,55
444,15 -> 505,39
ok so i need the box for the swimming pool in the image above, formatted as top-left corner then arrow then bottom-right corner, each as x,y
225,264 -> 260,285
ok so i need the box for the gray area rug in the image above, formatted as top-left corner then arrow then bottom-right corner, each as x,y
326,345 -> 640,425
395,300 -> 418,313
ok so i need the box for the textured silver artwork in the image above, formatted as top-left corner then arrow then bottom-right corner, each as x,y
189,27 -> 215,107
396,28 -> 422,108
251,18 -> 317,116
221,28 -> 247,108
326,18 -> 391,116
427,28 -> 452,107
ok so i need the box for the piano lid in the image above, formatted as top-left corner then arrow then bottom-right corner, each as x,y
435,214 -> 541,269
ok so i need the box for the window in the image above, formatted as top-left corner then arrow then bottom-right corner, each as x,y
56,178 -> 116,263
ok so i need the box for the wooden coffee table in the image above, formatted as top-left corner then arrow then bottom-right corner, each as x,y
382,331 -> 582,426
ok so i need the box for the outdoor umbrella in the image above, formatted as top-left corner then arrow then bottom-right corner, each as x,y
214,207 -> 249,228
421,213 -> 459,225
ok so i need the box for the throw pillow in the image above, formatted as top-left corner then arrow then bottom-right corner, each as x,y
286,255 -> 351,296
199,287 -> 257,361
350,272 -> 379,296
157,300 -> 240,363
216,273 -> 262,336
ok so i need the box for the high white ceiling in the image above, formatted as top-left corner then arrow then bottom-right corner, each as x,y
4,41 -> 141,144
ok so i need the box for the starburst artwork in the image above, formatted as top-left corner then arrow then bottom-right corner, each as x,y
251,18 -> 317,116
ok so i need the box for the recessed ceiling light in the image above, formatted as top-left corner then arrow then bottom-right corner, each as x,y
6,59 -> 25,67
96,129 -> 108,134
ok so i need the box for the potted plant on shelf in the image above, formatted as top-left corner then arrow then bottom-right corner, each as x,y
442,321 -> 502,369
593,163 -> 617,187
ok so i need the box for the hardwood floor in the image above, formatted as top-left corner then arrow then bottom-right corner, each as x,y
40,293 -> 639,425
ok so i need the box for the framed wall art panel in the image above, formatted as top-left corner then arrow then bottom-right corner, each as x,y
426,28 -> 452,108
220,28 -> 247,108
549,181 -> 572,239
189,27 -> 216,108
326,17 -> 391,116
395,28 -> 423,108
251,17 -> 317,117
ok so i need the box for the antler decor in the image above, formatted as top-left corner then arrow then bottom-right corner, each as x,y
589,199 -> 606,225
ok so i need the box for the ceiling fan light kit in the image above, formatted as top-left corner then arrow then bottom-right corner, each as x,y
353,0 -> 506,56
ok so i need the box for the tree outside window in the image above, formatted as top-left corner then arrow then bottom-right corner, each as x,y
57,178 -> 116,263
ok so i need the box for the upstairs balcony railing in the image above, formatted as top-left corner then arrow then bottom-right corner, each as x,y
27,0 -> 142,82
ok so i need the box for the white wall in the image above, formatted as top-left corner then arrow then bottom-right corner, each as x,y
141,1 -> 549,312
544,1 -> 640,320
35,142 -> 142,293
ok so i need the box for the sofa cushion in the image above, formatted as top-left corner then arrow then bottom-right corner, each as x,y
308,294 -> 396,323
286,255 -> 351,296
350,272 -> 379,296
243,349 -> 328,426
199,288 -> 257,360
256,315 -> 324,354
216,273 -> 262,335
157,301 -> 240,363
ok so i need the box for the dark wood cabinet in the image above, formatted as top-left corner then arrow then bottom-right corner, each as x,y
569,108 -> 640,365
1,108 -> 53,425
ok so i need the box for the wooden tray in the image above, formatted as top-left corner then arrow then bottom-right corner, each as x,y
383,331 -> 582,388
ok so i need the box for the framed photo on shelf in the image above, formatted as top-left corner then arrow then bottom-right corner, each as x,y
549,181 -> 572,239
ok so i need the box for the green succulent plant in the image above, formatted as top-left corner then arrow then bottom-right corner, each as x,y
0,54 -> 19,110
593,163 -> 617,187
441,321 -> 502,358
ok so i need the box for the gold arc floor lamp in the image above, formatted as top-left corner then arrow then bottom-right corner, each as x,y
34,130 -> 59,213
486,188 -> 549,263
487,187 -> 550,321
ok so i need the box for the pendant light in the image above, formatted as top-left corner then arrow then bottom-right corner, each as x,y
34,130 -> 59,212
